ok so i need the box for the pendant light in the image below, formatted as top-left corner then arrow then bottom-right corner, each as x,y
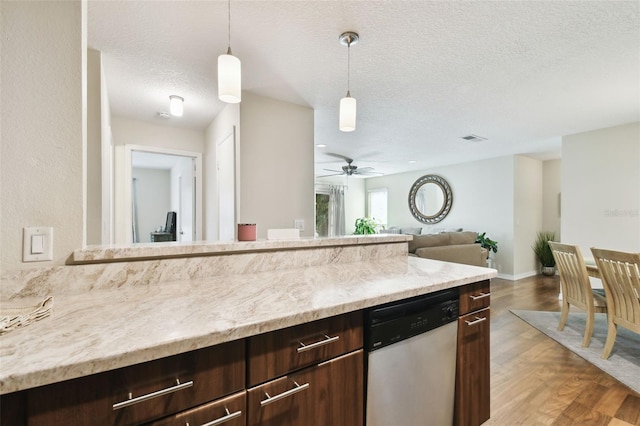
339,31 -> 359,132
169,95 -> 184,116
218,0 -> 241,103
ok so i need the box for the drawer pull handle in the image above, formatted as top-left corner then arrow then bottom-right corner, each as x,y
112,379 -> 193,410
470,292 -> 491,300
200,407 -> 242,426
297,334 -> 340,353
260,381 -> 310,407
465,316 -> 487,326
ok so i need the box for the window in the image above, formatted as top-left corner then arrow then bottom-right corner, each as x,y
368,188 -> 388,227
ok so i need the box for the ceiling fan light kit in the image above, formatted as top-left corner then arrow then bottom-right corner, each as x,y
218,0 -> 241,104
339,31 -> 359,132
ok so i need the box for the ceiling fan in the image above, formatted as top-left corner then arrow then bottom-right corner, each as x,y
319,153 -> 383,177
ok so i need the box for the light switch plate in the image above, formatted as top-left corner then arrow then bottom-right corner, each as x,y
23,227 -> 53,262
294,219 -> 305,231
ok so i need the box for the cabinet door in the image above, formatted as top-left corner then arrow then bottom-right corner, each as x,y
459,280 -> 491,315
148,391 -> 246,426
247,350 -> 363,426
454,307 -> 490,426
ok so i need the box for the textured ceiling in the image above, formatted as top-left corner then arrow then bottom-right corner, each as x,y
88,1 -> 640,177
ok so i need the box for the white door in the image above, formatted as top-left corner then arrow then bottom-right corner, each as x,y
217,128 -> 236,241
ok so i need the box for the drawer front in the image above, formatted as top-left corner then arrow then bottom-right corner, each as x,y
28,340 -> 245,426
459,280 -> 491,315
148,390 -> 246,426
247,350 -> 364,426
112,340 -> 245,425
247,311 -> 363,387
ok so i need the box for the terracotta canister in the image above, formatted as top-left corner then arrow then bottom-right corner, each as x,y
237,223 -> 257,241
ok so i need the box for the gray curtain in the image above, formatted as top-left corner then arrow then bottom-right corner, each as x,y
328,185 -> 346,236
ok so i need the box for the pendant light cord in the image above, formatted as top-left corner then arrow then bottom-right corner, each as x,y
227,0 -> 232,55
346,39 -> 351,96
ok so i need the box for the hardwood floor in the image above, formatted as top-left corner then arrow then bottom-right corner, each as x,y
485,275 -> 640,426
487,275 -> 640,426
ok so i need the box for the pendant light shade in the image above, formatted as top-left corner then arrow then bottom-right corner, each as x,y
169,95 -> 184,117
218,0 -> 241,104
218,49 -> 241,103
338,32 -> 359,132
339,93 -> 356,132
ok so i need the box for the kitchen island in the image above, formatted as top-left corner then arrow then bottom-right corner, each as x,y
0,235 -> 496,425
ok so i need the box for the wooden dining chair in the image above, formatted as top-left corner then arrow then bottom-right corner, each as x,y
590,248 -> 640,359
549,242 -> 607,347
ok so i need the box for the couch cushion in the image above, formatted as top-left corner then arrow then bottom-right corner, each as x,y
449,231 -> 478,245
408,233 -> 451,253
401,227 -> 422,235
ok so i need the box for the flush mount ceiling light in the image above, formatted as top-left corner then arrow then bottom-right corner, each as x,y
169,95 -> 184,117
218,0 -> 241,103
339,31 -> 359,132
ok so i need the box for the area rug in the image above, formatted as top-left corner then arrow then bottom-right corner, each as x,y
511,310 -> 640,395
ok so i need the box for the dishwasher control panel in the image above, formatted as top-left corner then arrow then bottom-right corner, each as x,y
365,288 -> 459,352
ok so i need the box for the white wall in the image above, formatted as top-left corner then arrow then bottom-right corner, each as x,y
239,93 -> 315,239
111,117 -> 204,243
366,155 -> 545,279
542,159 -> 562,238
315,176 -> 366,235
513,156 -> 543,277
562,122 -> 640,256
1,1 -> 84,272
204,104 -> 240,241
132,168 -> 171,243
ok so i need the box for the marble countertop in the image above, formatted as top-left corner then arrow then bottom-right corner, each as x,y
70,234 -> 412,263
0,256 -> 496,394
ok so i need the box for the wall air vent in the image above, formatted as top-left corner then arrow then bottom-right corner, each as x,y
461,134 -> 487,142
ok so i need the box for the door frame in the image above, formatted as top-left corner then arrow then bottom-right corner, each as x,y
123,145 -> 202,244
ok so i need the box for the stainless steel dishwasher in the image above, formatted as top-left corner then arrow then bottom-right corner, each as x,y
365,288 -> 459,426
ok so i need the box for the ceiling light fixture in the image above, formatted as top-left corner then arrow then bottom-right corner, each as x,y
169,95 -> 184,117
218,0 -> 241,103
339,31 -> 359,132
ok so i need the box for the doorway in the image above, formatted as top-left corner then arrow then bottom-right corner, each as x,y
124,145 -> 202,243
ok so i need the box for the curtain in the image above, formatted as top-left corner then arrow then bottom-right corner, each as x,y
328,185 -> 346,236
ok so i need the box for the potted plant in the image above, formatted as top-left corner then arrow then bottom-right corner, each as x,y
532,231 -> 556,275
354,217 -> 379,235
476,232 -> 498,256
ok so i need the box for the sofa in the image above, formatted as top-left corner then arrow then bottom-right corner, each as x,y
407,231 -> 488,267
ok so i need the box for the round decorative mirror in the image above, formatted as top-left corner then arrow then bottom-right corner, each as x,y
408,174 -> 453,224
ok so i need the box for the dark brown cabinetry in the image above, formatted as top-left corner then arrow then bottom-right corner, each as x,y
147,391 -> 246,426
25,340 -> 245,426
247,312 -> 364,426
455,279 -> 491,426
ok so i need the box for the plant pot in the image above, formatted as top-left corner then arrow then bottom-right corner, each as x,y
541,266 -> 556,276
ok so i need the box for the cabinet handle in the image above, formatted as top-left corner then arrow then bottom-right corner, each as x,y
297,334 -> 340,353
199,407 -> 242,426
469,292 -> 491,300
464,316 -> 487,326
112,379 -> 193,410
260,381 -> 310,407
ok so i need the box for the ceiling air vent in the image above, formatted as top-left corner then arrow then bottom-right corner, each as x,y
461,134 -> 487,142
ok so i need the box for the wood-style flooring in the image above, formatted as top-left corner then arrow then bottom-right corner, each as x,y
487,275 -> 640,426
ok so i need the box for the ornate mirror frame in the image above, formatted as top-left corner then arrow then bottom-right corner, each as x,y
408,174 -> 453,224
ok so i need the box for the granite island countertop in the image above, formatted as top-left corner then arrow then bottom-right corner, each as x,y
0,255 -> 496,395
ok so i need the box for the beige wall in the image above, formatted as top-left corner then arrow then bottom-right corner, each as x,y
513,155 -> 543,276
562,122 -> 640,255
240,93 -> 315,238
1,1 -> 84,272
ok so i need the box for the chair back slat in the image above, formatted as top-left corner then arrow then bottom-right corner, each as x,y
590,248 -> 640,333
549,242 -> 593,312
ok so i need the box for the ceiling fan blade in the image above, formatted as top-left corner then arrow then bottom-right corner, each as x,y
325,152 -> 353,163
323,168 -> 344,173
317,173 -> 345,177
357,167 -> 375,172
